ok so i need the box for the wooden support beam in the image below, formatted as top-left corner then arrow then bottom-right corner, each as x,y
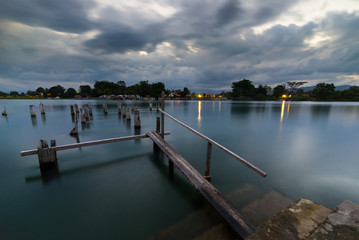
161,91 -> 165,138
204,142 -> 212,181
37,139 -> 57,169
146,131 -> 253,239
20,132 -> 171,157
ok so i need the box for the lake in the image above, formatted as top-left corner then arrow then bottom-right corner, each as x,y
1,99 -> 359,239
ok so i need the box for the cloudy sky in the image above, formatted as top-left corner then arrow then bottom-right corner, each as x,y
0,0 -> 358,92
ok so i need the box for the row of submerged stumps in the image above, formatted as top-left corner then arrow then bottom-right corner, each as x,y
2,102 -> 154,136
67,102 -> 150,136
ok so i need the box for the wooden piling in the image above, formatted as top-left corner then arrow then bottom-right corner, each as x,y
75,104 -> 79,113
149,103 -> 152,111
161,92 -> 165,138
83,104 -> 90,120
37,139 -> 57,169
156,117 -> 160,133
2,106 -> 7,116
134,110 -> 141,128
70,105 -> 75,116
121,106 -> 125,118
117,102 -> 121,114
70,112 -> 78,136
80,108 -> 86,123
29,105 -> 36,117
39,103 -> 45,114
88,103 -> 93,116
204,142 -> 212,181
103,103 -> 108,115
126,107 -> 131,121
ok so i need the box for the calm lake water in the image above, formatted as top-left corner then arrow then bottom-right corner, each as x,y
1,99 -> 359,239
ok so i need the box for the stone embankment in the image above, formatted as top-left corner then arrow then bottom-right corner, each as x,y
248,198 -> 359,240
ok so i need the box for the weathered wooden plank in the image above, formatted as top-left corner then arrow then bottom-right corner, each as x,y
158,109 -> 267,178
147,131 -> 253,239
20,132 -> 171,156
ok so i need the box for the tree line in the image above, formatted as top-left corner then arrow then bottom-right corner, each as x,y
0,80 -> 168,99
2,79 -> 359,101
231,79 -> 359,101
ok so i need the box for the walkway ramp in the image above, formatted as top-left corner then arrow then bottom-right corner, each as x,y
146,131 -> 253,239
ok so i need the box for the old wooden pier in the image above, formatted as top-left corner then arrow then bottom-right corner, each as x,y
20,96 -> 267,239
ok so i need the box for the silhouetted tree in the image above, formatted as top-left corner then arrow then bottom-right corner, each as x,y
232,79 -> 255,99
312,83 -> 335,101
79,85 -> 92,97
48,85 -> 65,97
272,84 -> 286,99
64,88 -> 77,98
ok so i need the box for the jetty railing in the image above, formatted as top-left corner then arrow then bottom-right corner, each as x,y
158,108 -> 267,179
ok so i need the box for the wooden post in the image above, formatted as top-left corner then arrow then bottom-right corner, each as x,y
84,105 -> 89,120
204,142 -> 212,181
134,110 -> 141,128
2,106 -> 7,116
156,117 -> 160,133
156,104 -> 159,113
149,103 -> 152,111
126,107 -> 131,121
122,106 -> 126,118
39,103 -> 45,114
88,103 -> 93,116
117,102 -> 121,114
29,105 -> 36,117
161,91 -> 165,138
75,104 -> 79,113
70,105 -> 75,116
80,108 -> 86,123
103,103 -> 108,115
37,139 -> 57,169
70,112 -> 78,136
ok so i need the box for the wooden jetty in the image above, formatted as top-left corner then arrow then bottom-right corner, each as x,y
147,131 -> 253,238
20,93 -> 267,239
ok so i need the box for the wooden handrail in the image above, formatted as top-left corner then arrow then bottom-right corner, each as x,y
20,132 -> 171,157
158,109 -> 267,177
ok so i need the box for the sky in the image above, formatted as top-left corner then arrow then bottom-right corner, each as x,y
0,0 -> 358,93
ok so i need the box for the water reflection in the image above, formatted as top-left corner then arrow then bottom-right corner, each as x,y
311,105 -> 332,120
31,116 -> 37,127
280,100 -> 285,123
198,101 -> 201,128
41,113 -> 46,124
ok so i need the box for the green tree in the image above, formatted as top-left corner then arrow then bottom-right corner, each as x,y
232,79 -> 255,99
117,81 -> 126,95
150,82 -> 165,99
48,85 -> 65,97
64,88 -> 77,98
93,81 -> 120,96
255,84 -> 268,100
139,81 -> 151,97
272,84 -> 286,99
312,83 -> 335,101
287,81 -> 307,99
35,87 -> 46,96
10,91 -> 19,96
79,85 -> 92,97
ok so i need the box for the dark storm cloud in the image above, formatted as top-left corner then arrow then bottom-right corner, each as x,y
217,0 -> 241,26
0,0 -> 97,33
84,24 -> 165,54
0,0 -> 358,92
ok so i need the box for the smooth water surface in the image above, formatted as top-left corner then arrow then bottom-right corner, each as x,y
1,100 -> 359,239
